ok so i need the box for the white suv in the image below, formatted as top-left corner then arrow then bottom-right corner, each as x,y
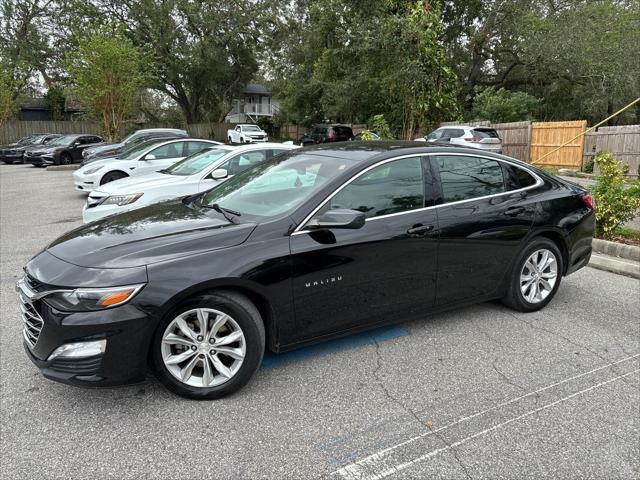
416,126 -> 502,153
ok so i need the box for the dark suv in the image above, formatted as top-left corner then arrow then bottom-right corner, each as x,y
300,124 -> 354,146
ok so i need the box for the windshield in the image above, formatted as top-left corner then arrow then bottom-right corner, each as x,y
242,126 -> 262,132
200,152 -> 357,218
17,136 -> 36,145
164,148 -> 229,176
47,135 -> 76,146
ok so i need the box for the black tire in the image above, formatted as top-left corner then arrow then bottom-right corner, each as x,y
502,237 -> 563,312
152,291 -> 265,400
100,171 -> 128,185
59,152 -> 73,165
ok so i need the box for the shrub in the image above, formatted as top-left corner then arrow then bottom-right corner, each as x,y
589,152 -> 640,237
370,114 -> 393,139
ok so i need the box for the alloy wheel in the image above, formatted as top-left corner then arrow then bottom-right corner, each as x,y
519,248 -> 558,304
161,308 -> 246,388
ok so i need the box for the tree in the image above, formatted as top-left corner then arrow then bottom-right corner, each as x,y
66,31 -> 145,141
75,0 -> 278,123
471,87 -> 540,122
43,83 -> 66,120
273,1 -> 460,138
0,70 -> 18,125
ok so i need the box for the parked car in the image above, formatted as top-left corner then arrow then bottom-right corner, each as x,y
82,143 -> 299,223
18,143 -> 595,399
0,134 -> 61,164
300,124 -> 354,146
227,124 -> 269,143
80,136 -> 184,167
415,126 -> 502,153
23,134 -> 104,166
72,138 -> 221,190
82,128 -> 189,160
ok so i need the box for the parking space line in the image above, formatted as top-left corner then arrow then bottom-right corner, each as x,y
261,325 -> 408,369
332,353 -> 640,479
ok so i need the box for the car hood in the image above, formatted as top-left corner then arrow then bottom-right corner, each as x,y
88,142 -> 122,154
47,200 -> 257,269
1,142 -> 20,149
96,172 -> 185,195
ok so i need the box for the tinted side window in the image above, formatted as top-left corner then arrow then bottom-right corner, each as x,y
444,129 -> 464,138
437,155 -> 505,202
226,150 -> 268,175
330,157 -> 424,219
502,163 -> 537,190
149,142 -> 183,160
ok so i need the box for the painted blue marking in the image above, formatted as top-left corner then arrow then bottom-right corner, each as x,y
261,325 -> 409,369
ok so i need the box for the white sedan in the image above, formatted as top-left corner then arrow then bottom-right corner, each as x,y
82,143 -> 299,223
73,138 -> 222,191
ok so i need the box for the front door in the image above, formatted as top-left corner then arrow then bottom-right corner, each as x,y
430,154 -> 536,306
289,156 -> 439,342
136,141 -> 185,175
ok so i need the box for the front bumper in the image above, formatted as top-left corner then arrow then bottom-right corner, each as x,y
18,277 -> 154,387
1,153 -> 24,162
73,170 -> 99,191
25,155 -> 55,166
246,137 -> 268,143
82,202 -> 130,223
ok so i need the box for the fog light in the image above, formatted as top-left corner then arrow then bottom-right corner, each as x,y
48,340 -> 106,361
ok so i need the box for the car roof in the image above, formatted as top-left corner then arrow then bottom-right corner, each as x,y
134,128 -> 187,134
230,142 -> 297,151
302,141 -> 527,167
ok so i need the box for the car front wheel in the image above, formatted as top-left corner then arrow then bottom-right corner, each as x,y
59,152 -> 73,165
152,291 -> 265,399
502,237 -> 563,312
100,171 -> 127,185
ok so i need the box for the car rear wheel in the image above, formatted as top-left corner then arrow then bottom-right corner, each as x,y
502,237 -> 563,312
152,291 -> 265,399
59,152 -> 72,165
100,171 -> 127,185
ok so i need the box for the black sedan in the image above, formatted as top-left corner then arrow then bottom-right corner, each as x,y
17,143 -> 595,399
23,134 -> 103,166
0,133 -> 60,164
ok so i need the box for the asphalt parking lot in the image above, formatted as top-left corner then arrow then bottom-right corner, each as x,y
1,163 -> 639,479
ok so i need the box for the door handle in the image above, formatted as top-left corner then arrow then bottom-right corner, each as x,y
407,224 -> 434,236
504,206 -> 525,216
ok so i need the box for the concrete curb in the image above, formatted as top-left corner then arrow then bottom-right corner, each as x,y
592,238 -> 640,261
588,253 -> 640,279
47,165 -> 79,171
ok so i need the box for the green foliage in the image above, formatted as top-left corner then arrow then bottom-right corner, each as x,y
370,114 -> 393,140
43,84 -> 66,120
0,70 -> 17,125
274,1 -> 460,138
589,152 -> 640,237
471,87 -> 540,123
358,129 -> 375,141
66,30 -> 145,141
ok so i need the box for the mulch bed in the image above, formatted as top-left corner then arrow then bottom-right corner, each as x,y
598,235 -> 640,247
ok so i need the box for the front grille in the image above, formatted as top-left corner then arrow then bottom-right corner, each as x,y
25,274 -> 45,292
86,194 -> 106,208
19,295 -> 44,348
50,355 -> 102,375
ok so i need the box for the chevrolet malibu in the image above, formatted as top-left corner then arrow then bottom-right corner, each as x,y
18,143 -> 595,399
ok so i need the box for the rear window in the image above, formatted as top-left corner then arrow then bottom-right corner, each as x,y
472,128 -> 500,139
436,155 -> 505,202
502,164 -> 537,190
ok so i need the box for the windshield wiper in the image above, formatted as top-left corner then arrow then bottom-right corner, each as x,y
201,202 -> 242,223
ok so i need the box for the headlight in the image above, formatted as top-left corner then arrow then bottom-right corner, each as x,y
101,193 -> 143,206
83,165 -> 104,175
43,284 -> 145,311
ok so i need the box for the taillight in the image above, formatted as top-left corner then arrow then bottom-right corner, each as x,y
465,137 -> 482,142
327,132 -> 336,139
582,194 -> 595,210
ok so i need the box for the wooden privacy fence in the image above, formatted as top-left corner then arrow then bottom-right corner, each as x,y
529,120 -> 587,169
0,120 -> 102,144
584,125 -> 640,176
491,121 -> 531,162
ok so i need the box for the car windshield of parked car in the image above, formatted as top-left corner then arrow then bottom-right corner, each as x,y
201,152 -> 357,218
46,135 -> 76,146
163,148 -> 229,176
426,129 -> 444,141
242,126 -> 262,132
17,135 -> 36,145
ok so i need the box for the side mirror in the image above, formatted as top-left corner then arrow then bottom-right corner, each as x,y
144,153 -> 156,161
210,168 -> 228,180
306,208 -> 365,230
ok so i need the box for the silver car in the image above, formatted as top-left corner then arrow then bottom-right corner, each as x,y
416,126 -> 502,153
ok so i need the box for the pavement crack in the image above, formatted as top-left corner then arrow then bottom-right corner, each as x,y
371,339 -> 474,480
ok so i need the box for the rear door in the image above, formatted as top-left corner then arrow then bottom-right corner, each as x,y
289,156 -> 439,342
430,153 -> 537,306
